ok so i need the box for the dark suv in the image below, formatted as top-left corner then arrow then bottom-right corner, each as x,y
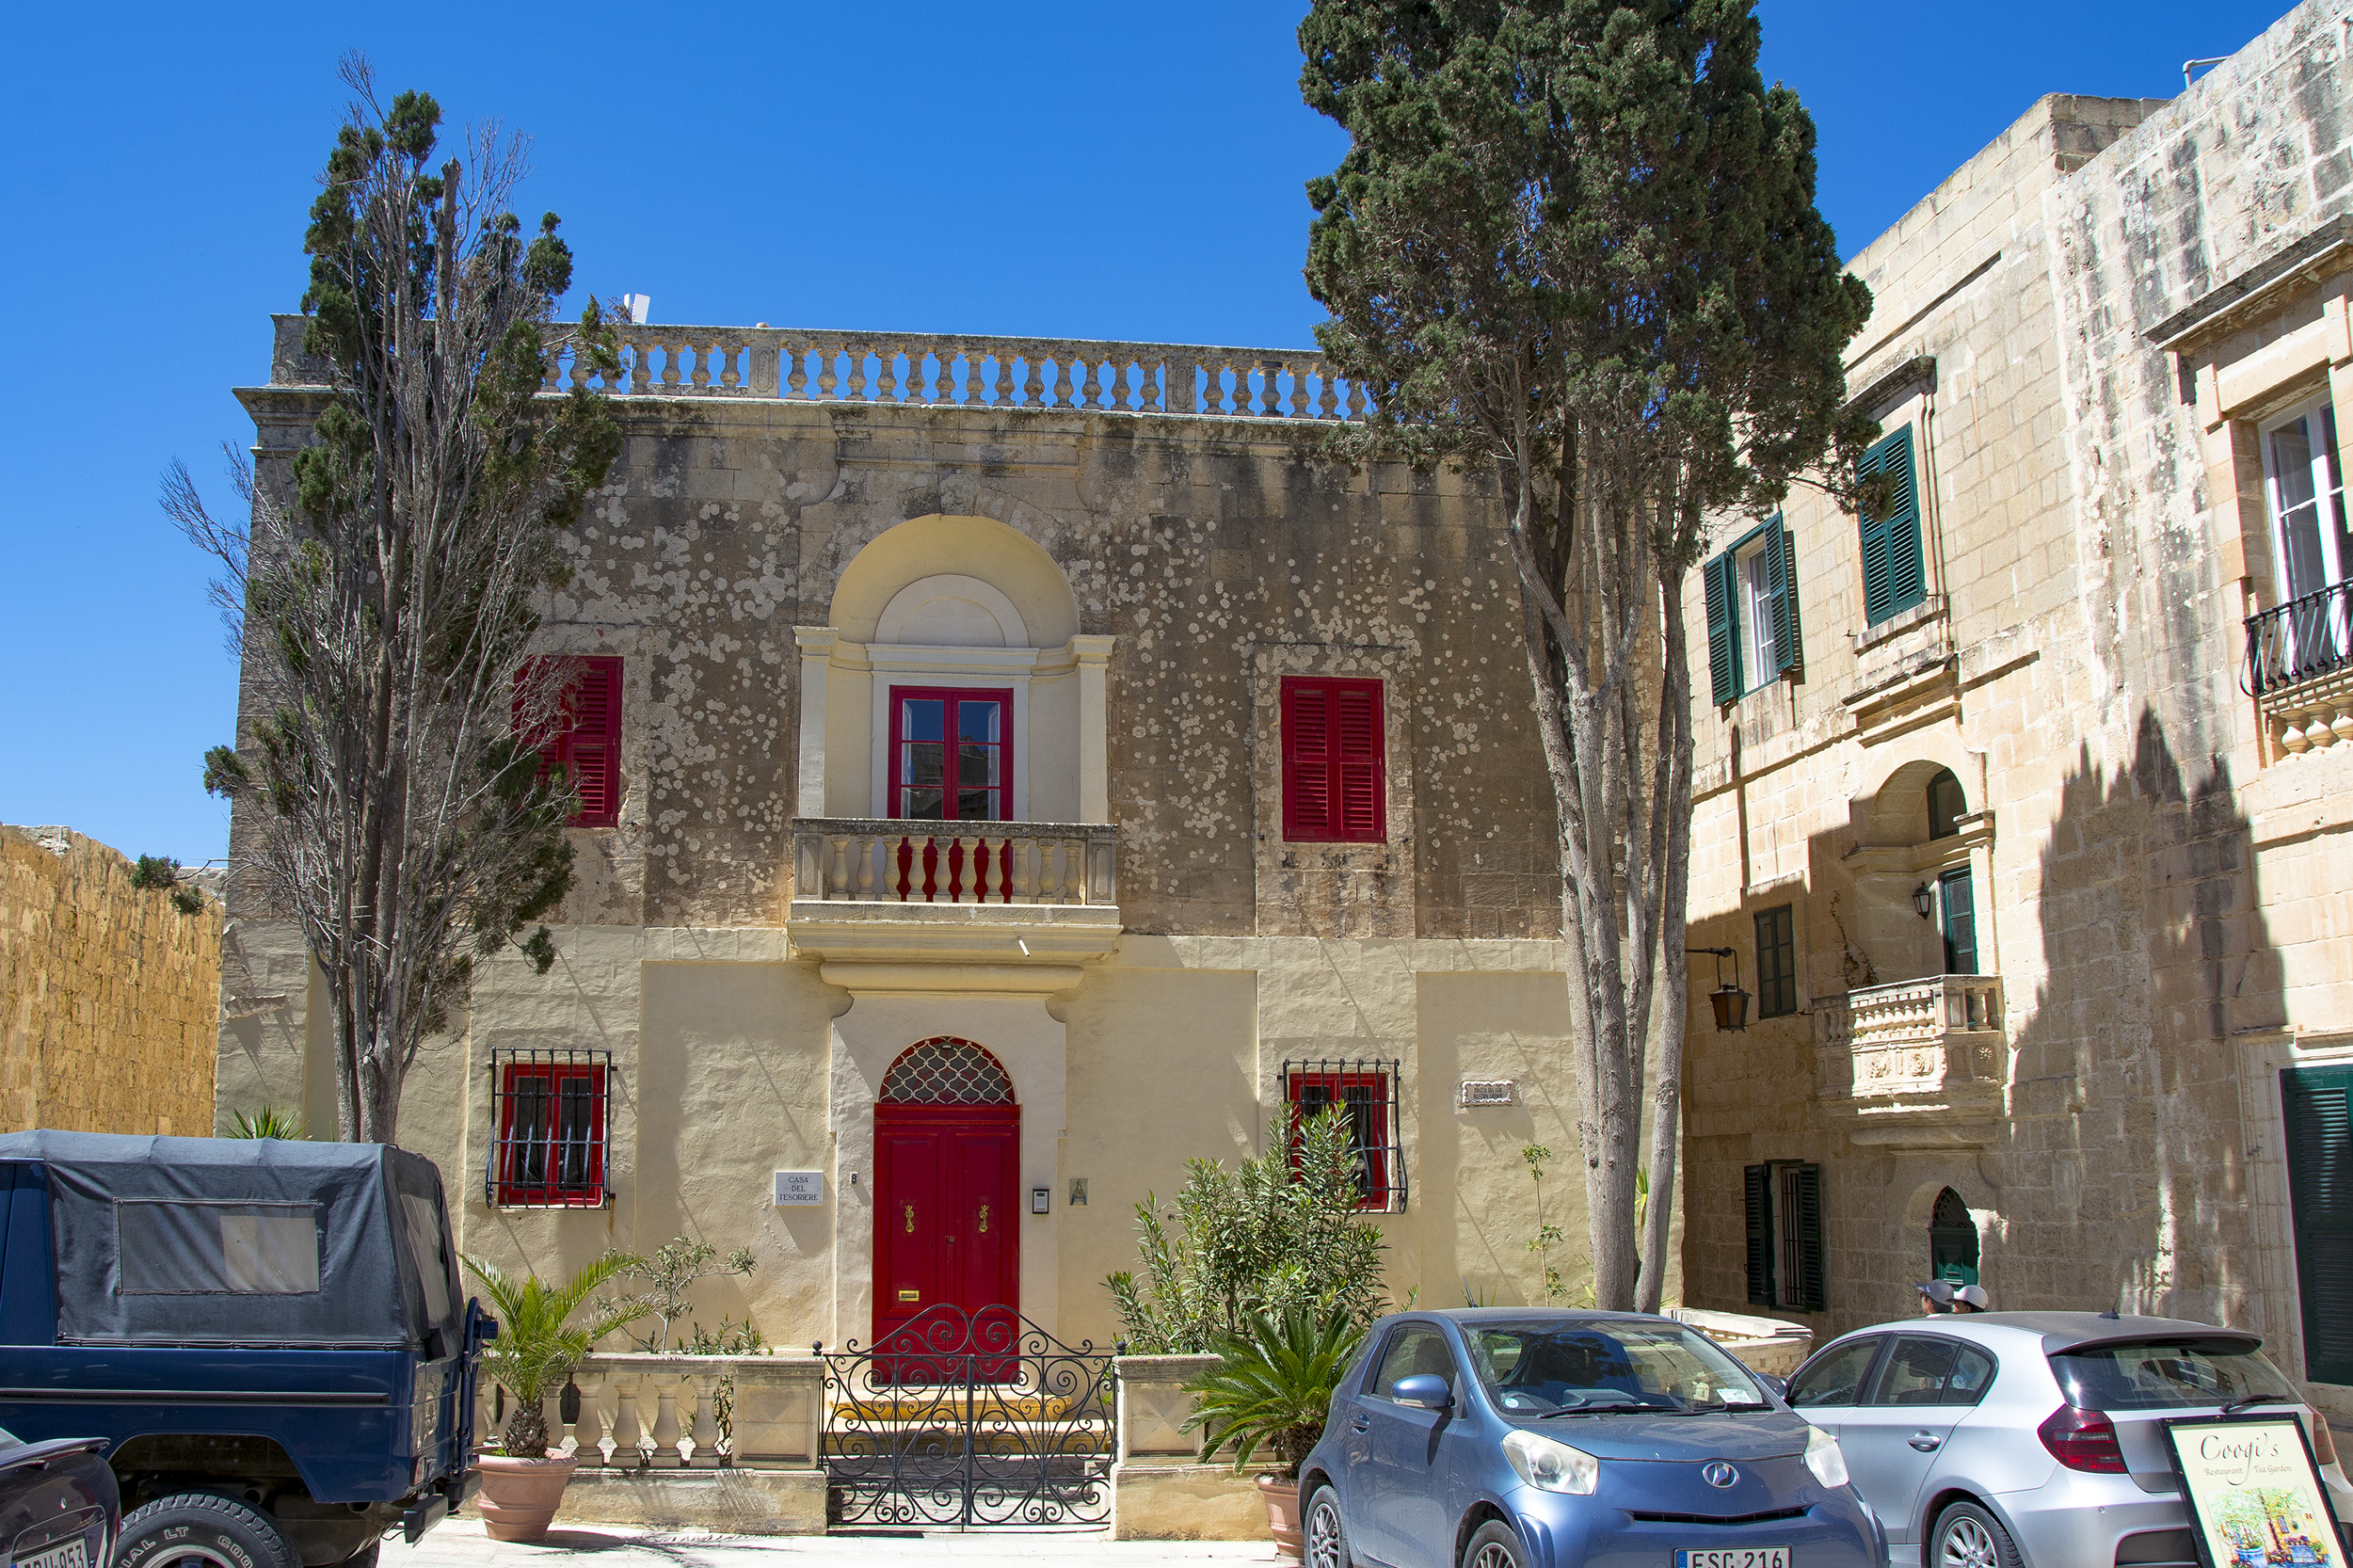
0,1131 -> 489,1568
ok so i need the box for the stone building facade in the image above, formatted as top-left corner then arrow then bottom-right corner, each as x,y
216,325 -> 1647,1352
3,825 -> 218,1136
1677,0 -> 2353,1418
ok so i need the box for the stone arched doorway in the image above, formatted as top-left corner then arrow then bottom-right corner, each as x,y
872,1038 -> 1021,1349
1929,1186 -> 1980,1288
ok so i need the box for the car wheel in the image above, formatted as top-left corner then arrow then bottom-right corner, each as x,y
1930,1500 -> 2023,1568
116,1494 -> 298,1568
1303,1484 -> 1351,1568
1463,1518 -> 1527,1568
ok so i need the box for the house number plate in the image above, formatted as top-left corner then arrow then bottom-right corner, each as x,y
773,1171 -> 824,1206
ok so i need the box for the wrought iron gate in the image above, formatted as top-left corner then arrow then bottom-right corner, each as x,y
818,1304 -> 1118,1528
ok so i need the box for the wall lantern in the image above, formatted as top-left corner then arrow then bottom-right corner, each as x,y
1691,946 -> 1749,1033
1912,882 -> 1935,920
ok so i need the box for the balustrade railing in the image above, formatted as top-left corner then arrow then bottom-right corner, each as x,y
538,325 -> 1369,421
479,1352 -> 824,1470
1817,973 -> 2006,1104
792,820 -> 1118,907
266,313 -> 1366,421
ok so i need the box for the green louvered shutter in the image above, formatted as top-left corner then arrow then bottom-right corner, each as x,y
1705,552 -> 1739,705
1794,1164 -> 1828,1312
1764,514 -> 1801,680
1744,1164 -> 1775,1306
2283,1066 -> 2353,1384
1856,425 -> 1925,626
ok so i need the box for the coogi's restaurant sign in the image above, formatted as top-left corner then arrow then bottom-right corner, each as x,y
2163,1416 -> 2341,1568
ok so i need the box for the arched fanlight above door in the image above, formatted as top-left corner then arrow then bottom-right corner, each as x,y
880,1037 -> 1016,1105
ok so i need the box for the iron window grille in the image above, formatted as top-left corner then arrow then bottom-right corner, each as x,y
487,1048 -> 611,1208
1281,1058 -> 1406,1213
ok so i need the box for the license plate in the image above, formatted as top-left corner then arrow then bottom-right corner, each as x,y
1674,1550 -> 1789,1568
17,1537 -> 88,1568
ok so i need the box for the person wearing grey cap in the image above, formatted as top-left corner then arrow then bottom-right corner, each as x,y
1918,1279 -> 1957,1313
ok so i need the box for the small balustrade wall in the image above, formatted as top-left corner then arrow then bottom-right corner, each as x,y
477,1352 -> 823,1470
792,820 -> 1118,906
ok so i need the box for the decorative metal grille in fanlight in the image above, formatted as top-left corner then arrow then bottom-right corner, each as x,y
880,1037 -> 1015,1105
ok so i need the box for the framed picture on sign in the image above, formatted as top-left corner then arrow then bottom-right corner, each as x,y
2163,1415 -> 2343,1568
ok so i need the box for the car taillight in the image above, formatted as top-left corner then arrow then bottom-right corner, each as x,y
2310,1410 -> 2341,1469
2039,1404 -> 2127,1472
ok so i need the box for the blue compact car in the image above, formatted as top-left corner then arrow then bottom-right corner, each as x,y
1299,1309 -> 1883,1568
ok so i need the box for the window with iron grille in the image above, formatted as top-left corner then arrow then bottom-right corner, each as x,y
1281,1059 -> 1405,1212
488,1048 -> 611,1208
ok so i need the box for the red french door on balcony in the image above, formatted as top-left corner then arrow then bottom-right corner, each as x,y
888,686 -> 1012,822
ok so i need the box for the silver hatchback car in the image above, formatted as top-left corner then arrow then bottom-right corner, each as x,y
1784,1311 -> 2352,1568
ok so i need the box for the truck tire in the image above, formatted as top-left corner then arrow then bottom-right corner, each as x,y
116,1493 -> 298,1568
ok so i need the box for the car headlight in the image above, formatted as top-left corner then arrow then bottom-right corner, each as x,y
1502,1429 -> 1601,1496
1803,1424 -> 1849,1489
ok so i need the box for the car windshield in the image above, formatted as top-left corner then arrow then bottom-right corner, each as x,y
1465,1320 -> 1769,1416
2051,1338 -> 2298,1412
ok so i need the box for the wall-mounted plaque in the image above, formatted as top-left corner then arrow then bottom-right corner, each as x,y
1459,1079 -> 1517,1108
773,1171 -> 824,1206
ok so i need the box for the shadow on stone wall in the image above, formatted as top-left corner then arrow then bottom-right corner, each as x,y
1993,707 -> 2281,1320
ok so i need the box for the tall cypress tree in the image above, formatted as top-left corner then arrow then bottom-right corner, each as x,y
1300,0 -> 1872,1308
171,59 -> 621,1142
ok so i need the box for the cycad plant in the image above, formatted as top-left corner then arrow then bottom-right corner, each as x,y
1186,1305 -> 1369,1480
228,1106 -> 304,1139
462,1254 -> 646,1457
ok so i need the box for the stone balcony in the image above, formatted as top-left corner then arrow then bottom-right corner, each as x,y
785,819 -> 1122,993
1816,974 -> 2007,1147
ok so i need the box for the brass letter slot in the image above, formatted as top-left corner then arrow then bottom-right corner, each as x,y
897,1288 -> 920,1304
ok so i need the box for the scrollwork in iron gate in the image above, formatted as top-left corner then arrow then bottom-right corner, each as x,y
818,1304 -> 1118,1528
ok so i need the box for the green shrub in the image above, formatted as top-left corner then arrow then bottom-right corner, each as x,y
1107,1107 -> 1388,1354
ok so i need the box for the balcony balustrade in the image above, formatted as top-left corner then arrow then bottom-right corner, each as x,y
543,324 -> 1367,421
791,819 -> 1117,908
1817,973 -> 2006,1145
2246,584 -> 2353,756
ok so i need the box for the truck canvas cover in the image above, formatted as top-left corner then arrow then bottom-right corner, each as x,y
0,1131 -> 461,1349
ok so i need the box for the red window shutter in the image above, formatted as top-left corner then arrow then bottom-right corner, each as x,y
568,658 -> 622,827
1282,677 -> 1384,843
1335,685 -> 1384,840
1283,682 -> 1333,839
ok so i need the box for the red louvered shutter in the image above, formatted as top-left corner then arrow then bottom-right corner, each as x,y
567,657 -> 623,827
1283,681 -> 1332,839
1336,684 -> 1384,840
1282,677 -> 1385,843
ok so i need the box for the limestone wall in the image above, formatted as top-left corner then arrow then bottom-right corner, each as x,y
1,825 -> 218,1136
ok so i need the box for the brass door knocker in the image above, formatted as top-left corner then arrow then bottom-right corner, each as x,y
904,1203 -> 916,1234
977,1203 -> 990,1234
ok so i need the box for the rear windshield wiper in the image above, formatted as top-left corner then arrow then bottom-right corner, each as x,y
2221,1393 -> 2298,1415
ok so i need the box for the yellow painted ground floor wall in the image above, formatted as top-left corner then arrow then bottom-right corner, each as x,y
216,923 -> 1679,1351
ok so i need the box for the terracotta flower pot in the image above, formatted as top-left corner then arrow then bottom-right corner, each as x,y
474,1452 -> 579,1543
1257,1474 -> 1304,1560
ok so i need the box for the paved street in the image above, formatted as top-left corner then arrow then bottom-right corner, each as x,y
393,1522 -> 1282,1568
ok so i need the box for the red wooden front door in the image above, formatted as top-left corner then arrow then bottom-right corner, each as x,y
873,1104 -> 1021,1367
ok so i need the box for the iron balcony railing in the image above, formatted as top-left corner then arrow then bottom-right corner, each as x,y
2245,581 -> 2353,696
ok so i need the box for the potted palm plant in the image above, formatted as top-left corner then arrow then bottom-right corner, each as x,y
1186,1305 -> 1368,1560
461,1254 -> 642,1543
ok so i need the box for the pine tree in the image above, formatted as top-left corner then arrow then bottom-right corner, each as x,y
1300,0 -> 1873,1308
170,57 -> 621,1142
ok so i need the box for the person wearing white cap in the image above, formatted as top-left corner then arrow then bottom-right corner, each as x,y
1951,1283 -> 1990,1313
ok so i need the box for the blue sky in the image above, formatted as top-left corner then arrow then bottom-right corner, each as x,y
0,1 -> 2297,866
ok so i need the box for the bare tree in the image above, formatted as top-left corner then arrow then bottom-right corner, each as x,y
170,57 -> 620,1143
